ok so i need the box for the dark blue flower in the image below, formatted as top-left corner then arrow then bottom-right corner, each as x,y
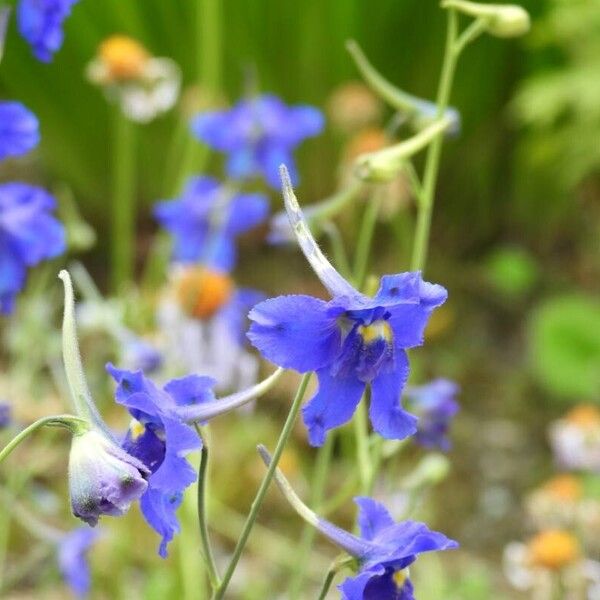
219,287 -> 266,346
259,446 -> 457,600
334,498 -> 456,599
191,94 -> 324,188
0,102 -> 39,161
405,379 -> 459,451
154,176 -> 268,272
57,527 -> 100,598
107,364 -> 216,557
248,169 -> 446,446
0,183 -> 65,313
17,0 -> 79,62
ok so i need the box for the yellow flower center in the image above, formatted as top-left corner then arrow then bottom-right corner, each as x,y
527,530 -> 580,570
129,419 -> 146,440
358,320 -> 393,345
393,569 -> 408,589
99,35 -> 150,81
542,474 -> 582,502
175,266 -> 234,320
565,405 -> 600,430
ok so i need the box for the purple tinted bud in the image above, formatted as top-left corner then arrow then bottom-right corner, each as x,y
68,430 -> 149,526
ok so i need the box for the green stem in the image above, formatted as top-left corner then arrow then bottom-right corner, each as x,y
410,9 -> 459,272
288,433 -> 335,599
353,397 -> 372,495
111,110 -> 136,291
352,195 -> 381,290
317,556 -> 355,600
199,0 -> 221,92
195,433 -> 221,590
0,415 -> 85,465
211,373 -> 312,600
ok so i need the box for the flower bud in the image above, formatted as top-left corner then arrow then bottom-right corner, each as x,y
442,1 -> 530,38
69,429 -> 149,526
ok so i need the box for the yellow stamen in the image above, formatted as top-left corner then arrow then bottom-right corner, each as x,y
358,320 -> 393,344
99,35 -> 150,81
565,405 -> 600,430
393,569 -> 408,588
527,529 -> 580,570
129,419 -> 146,440
175,266 -> 234,320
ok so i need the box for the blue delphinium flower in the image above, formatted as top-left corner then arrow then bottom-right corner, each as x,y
259,446 -> 457,600
0,183 -> 65,313
191,94 -> 324,188
336,498 -> 457,599
405,379 -> 459,451
57,527 -> 100,598
17,0 -> 79,62
0,102 -> 40,161
107,364 -> 216,557
154,176 -> 269,272
248,167 -> 446,446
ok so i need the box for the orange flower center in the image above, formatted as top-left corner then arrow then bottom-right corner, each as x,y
99,35 -> 150,81
542,475 -> 582,502
527,530 -> 580,570
565,405 -> 600,430
175,267 -> 234,320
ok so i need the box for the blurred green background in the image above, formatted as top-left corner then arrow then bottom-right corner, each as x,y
1,0 -> 599,598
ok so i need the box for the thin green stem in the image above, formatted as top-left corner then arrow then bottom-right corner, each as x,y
288,433 -> 335,598
111,110 -> 136,291
353,398 -> 372,495
211,373 -> 312,600
194,428 -> 220,590
353,195 -> 381,290
410,9 -> 459,272
0,415 -> 85,465
317,556 -> 355,600
199,0 -> 221,92
454,17 -> 487,55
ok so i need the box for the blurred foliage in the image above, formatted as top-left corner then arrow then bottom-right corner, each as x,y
483,245 -> 539,299
511,0 -> 600,233
528,294 -> 600,401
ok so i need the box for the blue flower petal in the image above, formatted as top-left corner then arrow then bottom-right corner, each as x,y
338,566 -> 385,600
302,368 -> 365,446
355,497 -> 396,542
247,295 -> 343,372
369,352 -> 417,440
0,102 -> 39,160
225,193 -> 269,236
139,486 -> 183,558
17,0 -> 79,62
57,527 -> 100,598
163,375 -> 217,406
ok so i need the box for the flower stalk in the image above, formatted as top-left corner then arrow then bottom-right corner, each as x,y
212,372 -> 312,600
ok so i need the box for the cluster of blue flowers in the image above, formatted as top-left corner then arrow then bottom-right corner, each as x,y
0,102 -> 65,313
0,13 -> 462,594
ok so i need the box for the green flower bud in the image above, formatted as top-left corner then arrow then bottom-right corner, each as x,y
442,1 -> 530,38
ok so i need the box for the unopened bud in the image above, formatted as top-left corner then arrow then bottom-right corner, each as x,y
442,1 -> 530,38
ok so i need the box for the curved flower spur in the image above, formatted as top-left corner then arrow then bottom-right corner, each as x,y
248,166 -> 447,446
258,445 -> 457,599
